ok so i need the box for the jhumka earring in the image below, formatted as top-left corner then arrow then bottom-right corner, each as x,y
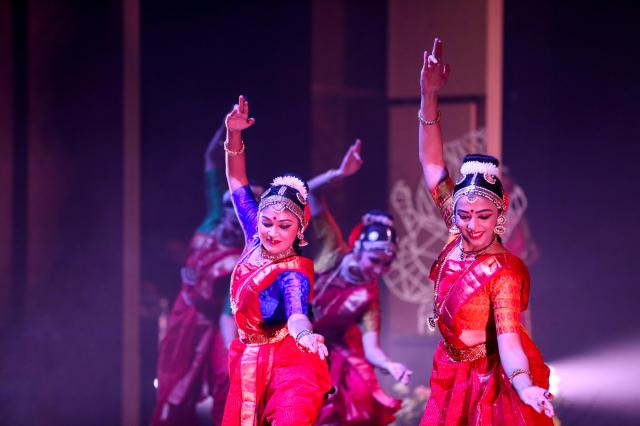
449,216 -> 460,234
494,215 -> 506,235
297,230 -> 309,247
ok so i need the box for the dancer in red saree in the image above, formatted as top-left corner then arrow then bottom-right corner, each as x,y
221,96 -> 331,426
152,121 -> 250,426
418,39 -> 555,425
308,141 -> 412,426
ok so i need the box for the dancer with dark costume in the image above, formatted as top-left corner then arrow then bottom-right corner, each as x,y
308,140 -> 412,426
221,96 -> 331,426
152,119 -> 259,426
418,38 -> 554,425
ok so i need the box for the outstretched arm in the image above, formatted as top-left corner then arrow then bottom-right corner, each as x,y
362,331 -> 412,385
308,140 -> 364,271
419,38 -> 451,192
225,95 -> 255,192
307,138 -> 363,216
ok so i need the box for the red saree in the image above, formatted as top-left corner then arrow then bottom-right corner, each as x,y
312,260 -> 401,426
152,234 -> 241,426
419,239 -> 552,426
222,255 -> 331,426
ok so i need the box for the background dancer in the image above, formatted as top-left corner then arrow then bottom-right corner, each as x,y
308,139 -> 412,426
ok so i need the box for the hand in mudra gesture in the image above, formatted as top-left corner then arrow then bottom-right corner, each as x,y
338,139 -> 363,177
225,95 -> 256,133
384,360 -> 413,386
298,333 -> 329,361
421,38 -> 450,95
518,385 -> 555,418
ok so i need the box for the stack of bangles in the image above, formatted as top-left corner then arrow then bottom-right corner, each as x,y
295,329 -> 313,352
224,140 -> 245,156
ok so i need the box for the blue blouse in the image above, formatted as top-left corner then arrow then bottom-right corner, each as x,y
231,185 -> 310,323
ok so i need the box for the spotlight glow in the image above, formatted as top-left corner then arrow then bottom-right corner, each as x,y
547,364 -> 560,397
153,378 -> 158,389
549,338 -> 640,419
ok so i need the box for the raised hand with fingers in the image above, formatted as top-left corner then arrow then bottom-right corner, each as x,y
421,38 -> 450,95
337,138 -> 364,178
225,95 -> 256,133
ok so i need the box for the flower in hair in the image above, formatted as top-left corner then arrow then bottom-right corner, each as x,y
460,160 -> 499,177
271,175 -> 308,201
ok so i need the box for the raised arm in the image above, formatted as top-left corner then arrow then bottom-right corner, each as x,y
419,38 -> 451,192
196,118 -> 226,234
225,95 -> 255,192
307,138 -> 363,216
308,139 -> 363,271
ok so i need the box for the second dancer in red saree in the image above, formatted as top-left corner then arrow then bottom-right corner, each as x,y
417,39 -> 554,425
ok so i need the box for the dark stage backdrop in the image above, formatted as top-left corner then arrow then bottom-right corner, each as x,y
1,1 -> 125,424
503,1 -> 640,425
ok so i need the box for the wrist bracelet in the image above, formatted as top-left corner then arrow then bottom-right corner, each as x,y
418,109 -> 441,126
508,368 -> 533,384
295,329 -> 313,352
224,140 -> 245,156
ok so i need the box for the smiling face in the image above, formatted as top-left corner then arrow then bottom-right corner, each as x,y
455,195 -> 500,250
258,204 -> 300,255
353,249 -> 395,282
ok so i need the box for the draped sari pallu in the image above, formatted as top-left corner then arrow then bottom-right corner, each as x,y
421,244 -> 552,426
313,273 -> 400,426
222,256 -> 331,426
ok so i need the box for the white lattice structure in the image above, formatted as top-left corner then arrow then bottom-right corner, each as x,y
385,129 -> 529,334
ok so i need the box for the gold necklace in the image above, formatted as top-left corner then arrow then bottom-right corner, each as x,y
428,237 -> 489,331
458,236 -> 496,261
257,246 -> 295,265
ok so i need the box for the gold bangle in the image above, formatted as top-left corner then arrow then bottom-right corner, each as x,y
224,140 -> 245,156
418,109 -> 441,126
295,329 -> 313,352
508,368 -> 532,384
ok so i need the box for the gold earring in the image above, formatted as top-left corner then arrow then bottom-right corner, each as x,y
297,230 -> 308,247
494,215 -> 506,235
450,216 -> 460,234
